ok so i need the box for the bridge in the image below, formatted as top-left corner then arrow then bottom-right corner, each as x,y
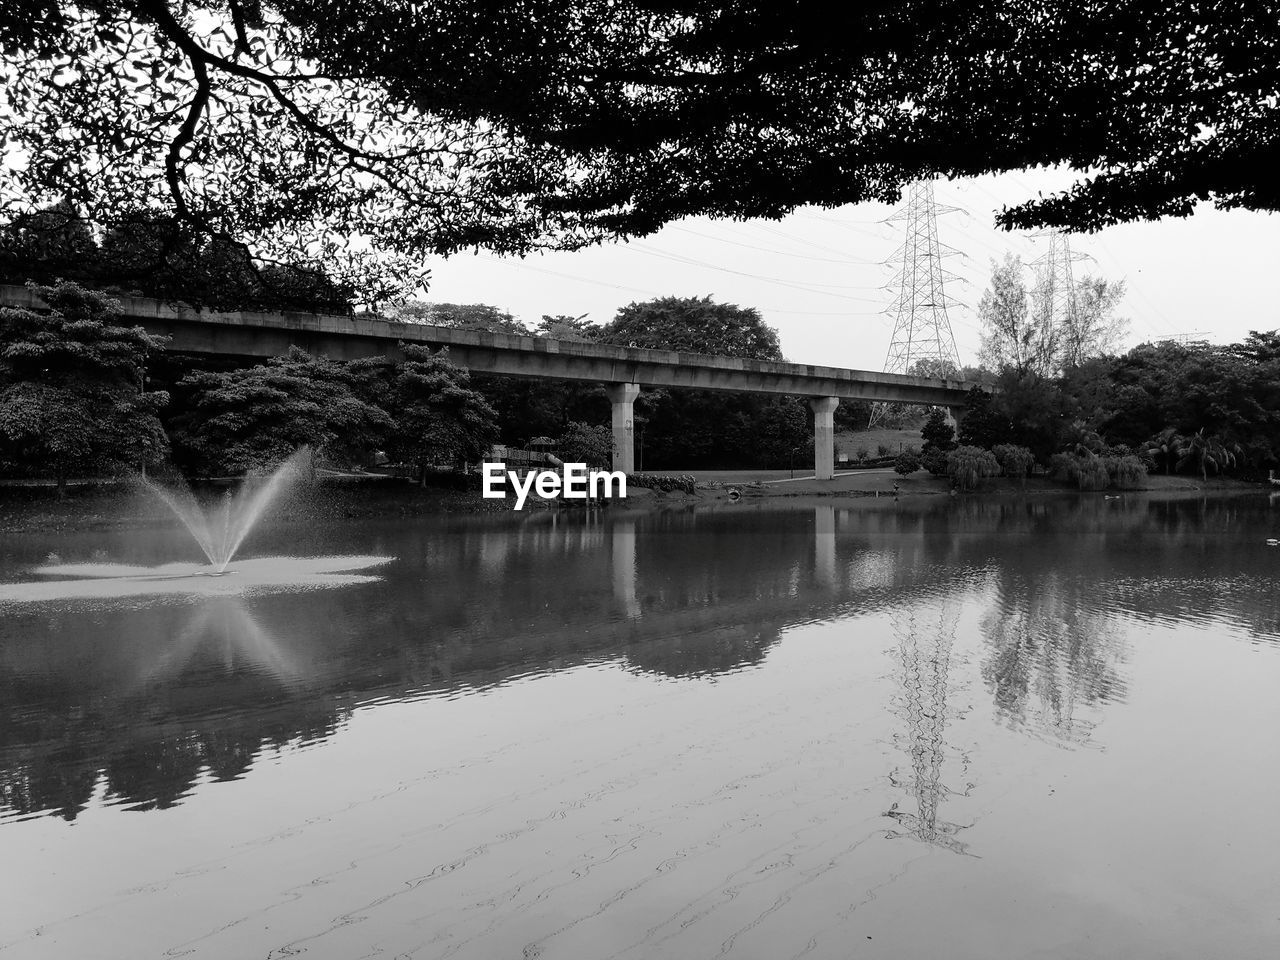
0,284 -> 976,478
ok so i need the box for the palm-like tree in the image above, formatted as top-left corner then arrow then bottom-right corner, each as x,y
1142,427 -> 1184,475
1175,429 -> 1239,482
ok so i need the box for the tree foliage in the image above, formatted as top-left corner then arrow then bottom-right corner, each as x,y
947,445 -> 1001,492
592,296 -> 806,469
600,296 -> 782,360
9,2 -> 1271,294
893,449 -> 921,477
557,420 -> 613,469
365,345 -> 499,479
991,443 -> 1034,481
1056,276 -> 1128,370
169,347 -> 390,474
920,407 -> 956,453
957,388 -> 1012,450
1,203 -> 355,312
387,302 -> 528,334
0,282 -> 169,487
978,254 -> 1126,376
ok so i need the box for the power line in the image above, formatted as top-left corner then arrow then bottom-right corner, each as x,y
669,225 -> 884,271
627,243 -> 887,306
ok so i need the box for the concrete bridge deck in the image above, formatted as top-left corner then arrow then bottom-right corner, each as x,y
0,284 -> 976,478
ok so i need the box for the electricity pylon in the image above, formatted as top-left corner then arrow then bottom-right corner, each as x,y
1028,229 -> 1091,343
869,180 -> 963,428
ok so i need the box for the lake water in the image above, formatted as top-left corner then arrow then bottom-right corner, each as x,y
2,494 -> 1279,959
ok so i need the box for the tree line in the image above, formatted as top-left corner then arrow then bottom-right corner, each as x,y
4,248 -> 1278,490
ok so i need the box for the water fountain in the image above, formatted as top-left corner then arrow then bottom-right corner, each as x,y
141,448 -> 311,574
0,449 -> 395,604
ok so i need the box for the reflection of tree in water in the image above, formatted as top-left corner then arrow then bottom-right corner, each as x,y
886,603 -> 973,855
981,572 -> 1127,746
623,622 -> 781,679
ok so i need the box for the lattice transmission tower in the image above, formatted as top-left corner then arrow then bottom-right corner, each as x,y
1029,230 -> 1090,335
869,180 -> 963,428
1028,230 -> 1093,371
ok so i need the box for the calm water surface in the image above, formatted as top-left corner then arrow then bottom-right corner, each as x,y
2,495 -> 1279,959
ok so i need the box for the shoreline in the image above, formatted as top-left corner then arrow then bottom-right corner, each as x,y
0,471 -> 1266,535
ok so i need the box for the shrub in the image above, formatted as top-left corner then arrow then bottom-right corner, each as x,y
1113,455 -> 1148,490
992,443 -> 1035,481
947,445 -> 1000,492
876,443 -> 892,457
893,449 -> 921,476
628,474 -> 696,494
1076,455 -> 1111,491
1049,452 -> 1080,483
921,447 -> 949,476
855,445 -> 870,462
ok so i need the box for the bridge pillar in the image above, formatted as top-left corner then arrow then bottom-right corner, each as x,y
945,404 -> 967,439
810,397 -> 840,480
607,382 -> 641,473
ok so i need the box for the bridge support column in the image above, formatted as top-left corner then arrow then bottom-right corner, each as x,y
945,404 -> 966,440
810,397 -> 839,480
607,382 -> 640,474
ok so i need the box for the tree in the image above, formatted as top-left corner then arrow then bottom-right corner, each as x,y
388,302 -> 528,334
600,296 -> 782,360
921,447 -> 949,477
1175,429 -> 1239,482
989,367 -> 1073,465
364,346 -> 499,482
4,2 -> 1277,298
1059,276 -> 1128,370
893,449 -> 921,477
947,446 -> 1001,492
557,421 -> 613,469
908,357 -> 959,380
0,283 -> 169,491
978,255 -> 1053,375
1141,427 -> 1183,475
957,388 -> 1011,449
991,443 -> 1035,484
536,314 -> 600,342
920,408 -> 956,453
169,347 -> 390,475
980,256 -> 1128,376
591,296 -> 806,469
2,205 -> 355,312
0,201 -> 100,286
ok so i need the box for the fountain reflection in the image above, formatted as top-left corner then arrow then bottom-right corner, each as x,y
135,598 -> 314,691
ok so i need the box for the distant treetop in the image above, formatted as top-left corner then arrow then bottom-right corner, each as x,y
600,296 -> 783,361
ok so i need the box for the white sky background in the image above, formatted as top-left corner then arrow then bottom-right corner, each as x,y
423,167 -> 1280,369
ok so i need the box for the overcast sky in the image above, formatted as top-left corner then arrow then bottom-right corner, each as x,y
423,168 -> 1280,370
